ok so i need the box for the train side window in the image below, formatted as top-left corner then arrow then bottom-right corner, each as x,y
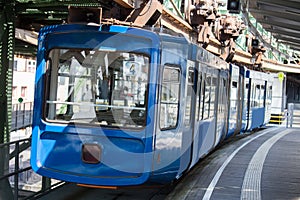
230,81 -> 238,111
223,78 -> 228,113
252,83 -> 260,107
203,74 -> 211,119
184,67 -> 194,126
218,78 -> 222,114
218,77 -> 226,114
245,81 -> 249,109
160,66 -> 180,130
260,84 -> 265,107
210,77 -> 217,117
268,86 -> 272,100
199,73 -> 205,120
196,71 -> 203,121
232,81 -> 238,88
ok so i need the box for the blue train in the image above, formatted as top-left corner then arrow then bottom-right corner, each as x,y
31,23 -> 278,187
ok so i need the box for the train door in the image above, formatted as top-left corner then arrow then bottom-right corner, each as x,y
210,69 -> 221,147
227,64 -> 239,137
178,60 -> 196,175
264,77 -> 273,124
239,66 -> 248,132
251,79 -> 265,129
245,74 -> 253,131
247,72 -> 265,130
215,70 -> 228,146
190,63 -> 205,167
234,66 -> 244,134
259,78 -> 267,126
190,65 -> 217,165
152,38 -> 191,181
154,63 -> 182,179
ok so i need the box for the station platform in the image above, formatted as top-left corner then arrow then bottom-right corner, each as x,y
33,126 -> 300,200
167,126 -> 300,200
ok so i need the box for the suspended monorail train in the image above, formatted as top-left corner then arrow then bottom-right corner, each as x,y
31,23 -> 285,186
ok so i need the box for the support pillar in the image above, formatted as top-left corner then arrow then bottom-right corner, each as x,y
0,0 -> 15,199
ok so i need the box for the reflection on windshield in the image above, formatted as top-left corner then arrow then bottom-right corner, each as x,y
46,49 -> 149,128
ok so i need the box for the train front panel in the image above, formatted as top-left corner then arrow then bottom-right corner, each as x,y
31,24 -> 163,186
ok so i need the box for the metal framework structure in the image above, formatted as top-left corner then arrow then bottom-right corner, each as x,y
0,1 -> 15,198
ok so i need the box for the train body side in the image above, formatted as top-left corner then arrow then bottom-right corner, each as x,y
244,69 -> 273,130
188,47 -> 230,167
30,23 -> 277,187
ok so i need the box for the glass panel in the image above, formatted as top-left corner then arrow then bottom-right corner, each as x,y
254,84 -> 260,107
230,81 -> 238,111
261,85 -> 264,107
196,72 -> 202,121
199,73 -> 205,120
222,78 -> 227,113
184,68 -> 194,126
203,74 -> 211,119
46,49 -> 149,128
210,77 -> 217,117
160,66 -> 180,129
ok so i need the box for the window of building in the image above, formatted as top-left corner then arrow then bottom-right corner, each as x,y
12,86 -> 17,98
14,60 -> 18,71
21,86 -> 27,97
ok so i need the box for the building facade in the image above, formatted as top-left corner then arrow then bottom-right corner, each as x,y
12,56 -> 36,104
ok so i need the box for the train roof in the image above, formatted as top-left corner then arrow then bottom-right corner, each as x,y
38,23 -> 228,70
246,68 -> 273,81
38,23 -> 189,44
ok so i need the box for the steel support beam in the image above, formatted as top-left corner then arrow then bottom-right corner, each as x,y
0,0 -> 15,199
257,0 -> 300,11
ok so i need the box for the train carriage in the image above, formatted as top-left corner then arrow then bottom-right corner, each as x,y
32,24 -> 161,186
244,69 -> 273,130
31,23 -> 278,187
227,64 -> 241,137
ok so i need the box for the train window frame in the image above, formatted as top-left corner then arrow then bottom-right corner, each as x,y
159,64 -> 181,130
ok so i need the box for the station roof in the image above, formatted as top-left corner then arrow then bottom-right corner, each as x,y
14,0 -> 107,55
13,0 -> 300,56
248,0 -> 300,52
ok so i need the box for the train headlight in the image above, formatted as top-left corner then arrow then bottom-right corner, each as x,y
82,144 -> 101,164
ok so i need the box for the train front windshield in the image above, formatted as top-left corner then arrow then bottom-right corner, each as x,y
45,49 -> 149,128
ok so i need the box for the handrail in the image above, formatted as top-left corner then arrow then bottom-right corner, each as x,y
0,138 -> 32,199
0,137 -> 64,199
11,102 -> 33,131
